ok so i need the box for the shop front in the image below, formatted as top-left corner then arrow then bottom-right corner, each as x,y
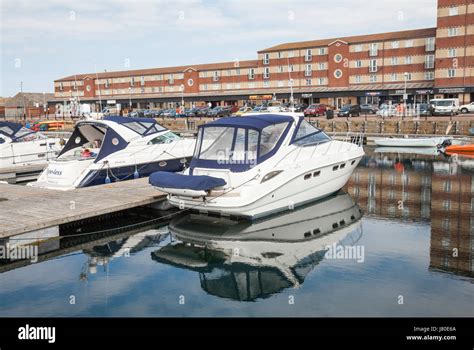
434,87 -> 473,104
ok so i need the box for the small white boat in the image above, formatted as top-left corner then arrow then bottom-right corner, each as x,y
150,113 -> 364,219
0,121 -> 63,169
29,116 -> 195,190
374,136 -> 449,148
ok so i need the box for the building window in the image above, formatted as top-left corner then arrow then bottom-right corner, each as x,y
369,59 -> 377,72
289,64 -> 295,72
130,77 -> 135,86
448,69 -> 456,78
212,83 -> 219,90
334,69 -> 343,79
405,40 -> 414,48
448,27 -> 458,37
305,49 -> 312,61
355,75 -> 362,83
202,84 -> 207,91
277,52 -> 282,59
225,83 -> 232,90
168,75 -> 174,84
236,68 -> 240,75
263,80 -> 270,88
58,82 -> 63,91
227,70 -> 232,76
105,79 -> 110,88
263,53 -> 270,65
248,68 -> 255,80
369,43 -> 378,56
425,71 -> 434,80
448,48 -> 457,57
449,6 -> 458,16
249,82 -> 255,88
391,41 -> 399,49
355,60 -> 362,68
213,71 -> 219,82
202,71 -> 207,78
263,67 -> 270,79
169,86 -> 174,92
354,44 -> 363,52
288,50 -> 294,58
318,62 -> 325,70
235,83 -> 241,89
140,76 -> 145,86
443,200 -> 451,211
405,56 -> 413,64
425,37 -> 435,51
317,78 -> 325,85
405,73 -> 412,80
391,57 -> 399,65
278,66 -> 284,73
425,54 -> 435,69
305,64 -> 312,77
277,80 -> 284,87
318,47 -> 326,55
305,79 -> 312,86
391,73 -> 398,81
443,180 -> 452,192
369,74 -> 377,83
73,81 -> 77,90
157,74 -> 163,80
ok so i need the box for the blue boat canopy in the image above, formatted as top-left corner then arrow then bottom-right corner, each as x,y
190,114 -> 294,173
104,115 -> 166,136
0,121 -> 36,141
149,171 -> 226,191
201,115 -> 294,131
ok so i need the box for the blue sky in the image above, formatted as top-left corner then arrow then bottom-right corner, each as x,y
1,0 -> 437,97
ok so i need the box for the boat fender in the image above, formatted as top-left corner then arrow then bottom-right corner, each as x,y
105,169 -> 111,184
133,166 -> 139,179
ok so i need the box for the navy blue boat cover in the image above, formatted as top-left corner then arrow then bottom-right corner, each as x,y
149,171 -> 226,191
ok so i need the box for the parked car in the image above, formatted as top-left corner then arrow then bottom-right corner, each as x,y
431,98 -> 459,116
217,106 -> 234,117
304,104 -> 327,117
196,107 -> 211,117
337,105 -> 361,117
235,106 -> 253,116
459,102 -> 474,114
417,103 -> 435,117
294,103 -> 308,112
360,104 -> 378,114
207,106 -> 223,117
127,110 -> 146,118
161,109 -> 176,118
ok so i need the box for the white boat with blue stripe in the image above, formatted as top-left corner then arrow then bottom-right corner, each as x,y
149,112 -> 364,219
29,116 -> 195,190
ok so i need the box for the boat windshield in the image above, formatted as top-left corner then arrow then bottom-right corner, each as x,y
292,120 -> 331,146
193,121 -> 289,170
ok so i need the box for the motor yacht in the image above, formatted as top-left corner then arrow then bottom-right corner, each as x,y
0,121 -> 63,169
149,113 -> 364,219
29,116 -> 195,190
152,192 -> 363,300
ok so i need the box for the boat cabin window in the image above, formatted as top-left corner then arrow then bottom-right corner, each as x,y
293,120 -> 330,146
147,132 -> 180,145
0,136 -> 5,144
260,123 -> 288,157
59,123 -> 107,161
199,127 -> 235,160
122,121 -> 166,135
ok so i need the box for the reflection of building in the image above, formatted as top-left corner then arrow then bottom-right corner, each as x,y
345,151 -> 474,278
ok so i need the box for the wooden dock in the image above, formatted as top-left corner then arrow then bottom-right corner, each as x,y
0,178 -> 166,238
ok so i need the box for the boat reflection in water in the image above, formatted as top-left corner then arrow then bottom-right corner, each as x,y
152,191 -> 363,301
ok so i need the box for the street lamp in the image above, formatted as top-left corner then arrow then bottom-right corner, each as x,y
403,72 -> 408,120
180,84 -> 185,115
128,87 -> 132,111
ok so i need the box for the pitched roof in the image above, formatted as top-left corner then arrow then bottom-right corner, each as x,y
56,60 -> 259,82
258,27 -> 437,53
5,93 -> 55,107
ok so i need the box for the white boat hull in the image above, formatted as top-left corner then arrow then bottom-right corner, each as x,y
374,137 -> 448,147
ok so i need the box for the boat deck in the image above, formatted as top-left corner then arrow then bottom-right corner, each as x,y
0,178 -> 165,238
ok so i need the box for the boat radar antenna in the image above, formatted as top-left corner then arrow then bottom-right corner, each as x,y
287,56 -> 295,112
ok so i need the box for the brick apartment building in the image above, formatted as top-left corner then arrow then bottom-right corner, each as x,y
51,0 -> 474,115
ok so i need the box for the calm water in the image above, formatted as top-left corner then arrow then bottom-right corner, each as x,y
0,147 -> 473,317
